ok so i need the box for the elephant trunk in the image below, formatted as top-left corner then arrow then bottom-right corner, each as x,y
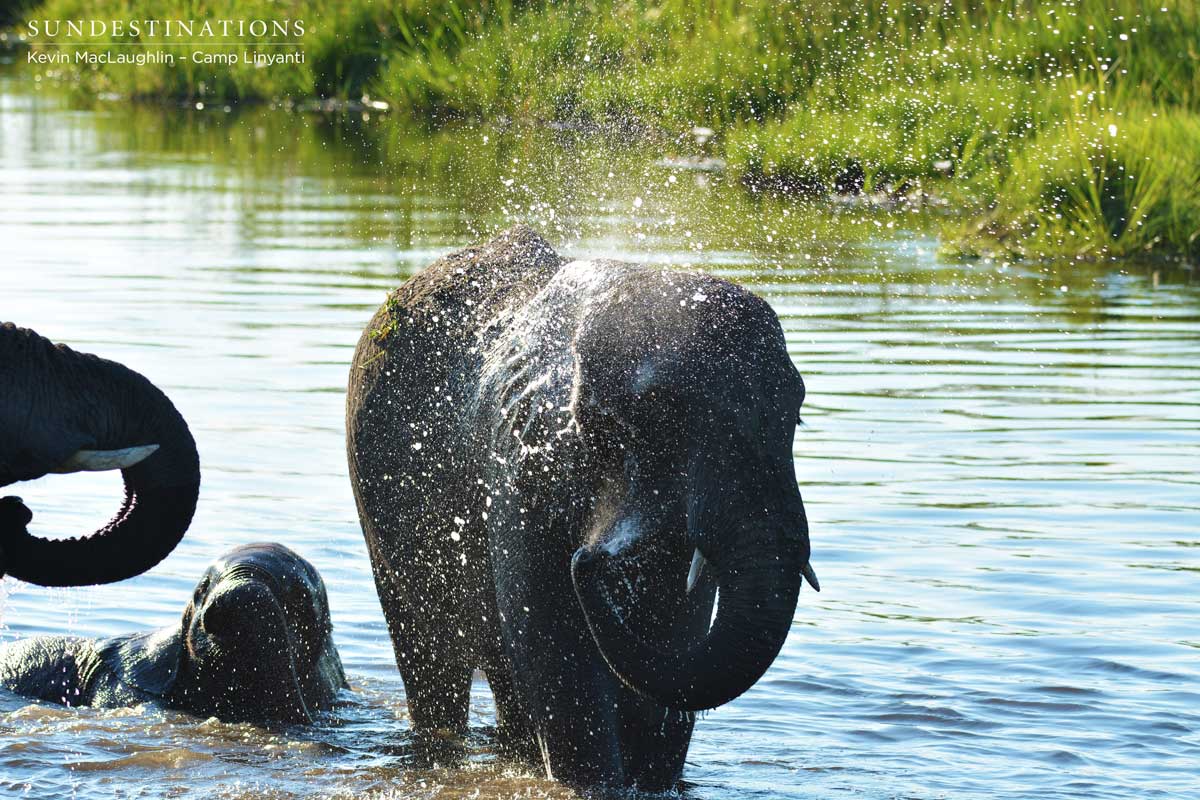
571,519 -> 804,712
199,576 -> 314,724
3,480 -> 199,587
0,337 -> 200,587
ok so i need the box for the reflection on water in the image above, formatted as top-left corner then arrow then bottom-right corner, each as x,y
1,79 -> 1198,800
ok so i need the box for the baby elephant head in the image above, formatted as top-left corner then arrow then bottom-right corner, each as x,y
177,543 -> 346,724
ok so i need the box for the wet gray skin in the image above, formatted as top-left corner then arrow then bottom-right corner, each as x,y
0,543 -> 347,725
346,227 -> 815,790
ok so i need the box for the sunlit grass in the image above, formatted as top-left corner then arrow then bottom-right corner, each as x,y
17,0 -> 1200,261
949,106 -> 1200,259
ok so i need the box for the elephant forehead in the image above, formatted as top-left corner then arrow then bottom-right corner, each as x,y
208,544 -> 325,603
216,542 -> 311,573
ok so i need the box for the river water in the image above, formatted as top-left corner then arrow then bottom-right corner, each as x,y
0,77 -> 1197,800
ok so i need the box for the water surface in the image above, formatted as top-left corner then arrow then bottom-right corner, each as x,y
1,79 -> 1198,799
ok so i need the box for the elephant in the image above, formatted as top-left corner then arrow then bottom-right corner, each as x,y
0,543 -> 347,725
346,226 -> 818,789
0,322 -> 201,586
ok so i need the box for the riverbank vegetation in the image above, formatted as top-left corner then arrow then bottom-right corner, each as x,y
15,0 -> 1200,263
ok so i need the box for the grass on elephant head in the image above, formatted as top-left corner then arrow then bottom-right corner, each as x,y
20,0 -> 1200,262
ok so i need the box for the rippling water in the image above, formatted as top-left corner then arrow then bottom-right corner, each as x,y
1,77 -> 1198,799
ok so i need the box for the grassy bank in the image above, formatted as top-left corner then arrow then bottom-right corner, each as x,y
17,0 -> 1200,262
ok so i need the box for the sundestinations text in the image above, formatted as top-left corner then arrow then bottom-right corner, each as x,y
26,19 -> 305,39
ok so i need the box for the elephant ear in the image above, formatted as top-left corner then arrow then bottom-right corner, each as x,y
298,627 -> 349,712
317,630 -> 349,692
92,627 -> 182,701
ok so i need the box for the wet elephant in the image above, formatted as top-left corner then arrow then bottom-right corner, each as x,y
0,322 -> 200,586
346,227 -> 817,789
0,543 -> 347,724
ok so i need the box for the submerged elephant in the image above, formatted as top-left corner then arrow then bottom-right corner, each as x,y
0,323 -> 201,586
0,543 -> 347,724
346,226 -> 817,789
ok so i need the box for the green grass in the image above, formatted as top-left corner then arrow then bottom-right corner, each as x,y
15,0 -> 1200,262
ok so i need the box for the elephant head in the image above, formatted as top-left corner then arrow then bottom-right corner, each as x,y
0,323 -> 200,587
156,542 -> 346,724
567,273 -> 818,712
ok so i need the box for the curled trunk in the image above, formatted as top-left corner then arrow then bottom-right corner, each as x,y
2,480 -> 199,587
0,324 -> 200,587
572,526 -> 803,712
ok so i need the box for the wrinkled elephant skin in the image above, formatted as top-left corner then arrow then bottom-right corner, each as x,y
346,227 -> 814,789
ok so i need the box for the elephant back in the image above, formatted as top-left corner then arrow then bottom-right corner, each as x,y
345,226 -> 565,595
346,225 -> 564,481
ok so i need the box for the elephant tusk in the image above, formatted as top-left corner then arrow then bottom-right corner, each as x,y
686,548 -> 706,593
50,444 -> 160,474
801,562 -> 821,592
